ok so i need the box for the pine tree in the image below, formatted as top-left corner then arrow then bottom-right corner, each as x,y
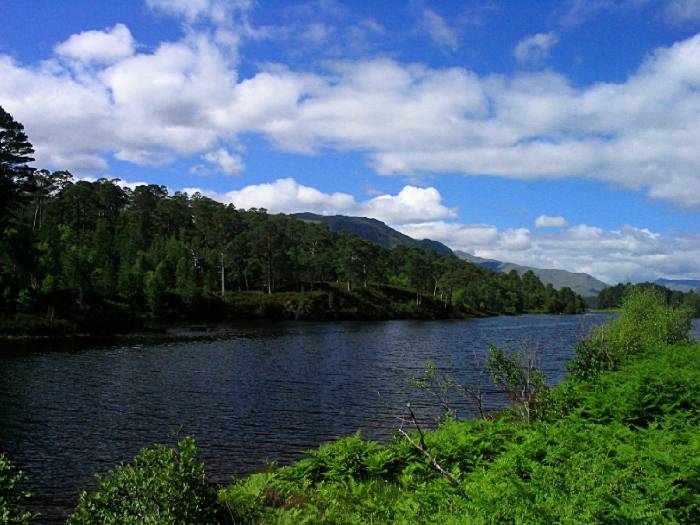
0,106 -> 35,230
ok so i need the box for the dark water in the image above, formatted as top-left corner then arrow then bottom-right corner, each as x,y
2,313 -> 695,524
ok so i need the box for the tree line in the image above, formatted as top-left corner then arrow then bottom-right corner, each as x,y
597,281 -> 700,317
0,106 -> 585,334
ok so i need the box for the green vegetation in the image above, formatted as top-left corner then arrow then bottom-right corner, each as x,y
67,438 -> 219,525
0,289 -> 681,523
0,454 -> 33,525
0,107 -> 585,336
570,287 -> 693,381
597,281 -> 700,317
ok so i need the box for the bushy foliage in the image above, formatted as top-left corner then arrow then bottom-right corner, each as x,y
0,313 -> 75,336
0,454 -> 33,525
569,287 -> 692,380
67,437 -> 219,525
598,281 -> 700,317
488,344 -> 546,422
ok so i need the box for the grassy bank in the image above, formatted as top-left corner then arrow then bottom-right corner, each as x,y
2,289 -> 697,523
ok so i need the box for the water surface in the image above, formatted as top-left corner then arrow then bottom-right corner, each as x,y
4,313 -> 695,523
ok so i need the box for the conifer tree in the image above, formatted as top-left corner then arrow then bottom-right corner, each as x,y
0,106 -> 35,230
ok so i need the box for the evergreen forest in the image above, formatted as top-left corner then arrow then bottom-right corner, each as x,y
0,106 -> 585,336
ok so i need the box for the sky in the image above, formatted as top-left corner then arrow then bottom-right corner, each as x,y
2,0 -> 700,284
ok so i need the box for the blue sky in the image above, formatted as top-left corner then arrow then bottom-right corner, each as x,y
2,0 -> 700,283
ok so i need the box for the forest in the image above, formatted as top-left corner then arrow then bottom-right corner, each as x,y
0,106 -> 585,336
597,281 -> 700,317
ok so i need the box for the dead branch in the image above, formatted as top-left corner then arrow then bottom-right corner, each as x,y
397,403 -> 464,492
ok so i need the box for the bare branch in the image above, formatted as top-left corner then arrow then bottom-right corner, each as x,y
397,403 -> 464,493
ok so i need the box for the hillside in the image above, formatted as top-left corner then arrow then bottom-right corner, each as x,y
291,213 -> 606,297
292,213 -> 455,257
456,251 -> 608,297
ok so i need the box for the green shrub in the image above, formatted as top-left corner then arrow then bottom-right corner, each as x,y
0,453 -> 33,525
488,344 -> 546,422
217,472 -> 274,524
68,437 -> 220,525
570,287 -> 692,380
462,419 -> 700,524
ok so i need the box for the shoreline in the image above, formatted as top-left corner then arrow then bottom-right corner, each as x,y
0,309 -> 593,344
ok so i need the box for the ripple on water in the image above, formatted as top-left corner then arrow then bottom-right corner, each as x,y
2,313 -> 670,524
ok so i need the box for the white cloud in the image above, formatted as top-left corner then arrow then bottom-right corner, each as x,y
55,24 -> 135,63
146,0 -> 270,57
182,178 -> 455,224
396,220 -> 700,284
534,214 -> 568,228
146,0 -> 215,22
399,221 -> 500,246
203,148 -> 244,175
419,8 -> 459,51
5,21 -> 700,207
300,22 -> 334,45
514,32 -> 559,65
77,175 -> 150,190
362,185 -> 457,224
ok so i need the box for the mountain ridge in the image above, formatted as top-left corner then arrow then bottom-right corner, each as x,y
455,250 -> 608,298
292,212 -> 607,297
292,212 -> 456,257
654,278 -> 700,292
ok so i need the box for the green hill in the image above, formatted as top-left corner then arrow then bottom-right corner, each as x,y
292,213 -> 455,257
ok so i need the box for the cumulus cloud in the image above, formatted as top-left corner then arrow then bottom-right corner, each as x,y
419,8 -> 459,51
396,220 -> 700,284
55,24 -> 135,63
182,178 -> 456,224
514,32 -> 559,65
4,17 -> 700,207
534,214 -> 568,228
78,175 -> 151,190
203,148 -> 244,175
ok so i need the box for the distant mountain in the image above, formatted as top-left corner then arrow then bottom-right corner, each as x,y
292,212 -> 607,296
455,251 -> 608,297
292,213 -> 455,257
655,278 -> 700,293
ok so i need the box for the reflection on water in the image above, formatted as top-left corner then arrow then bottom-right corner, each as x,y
3,313 -> 696,523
